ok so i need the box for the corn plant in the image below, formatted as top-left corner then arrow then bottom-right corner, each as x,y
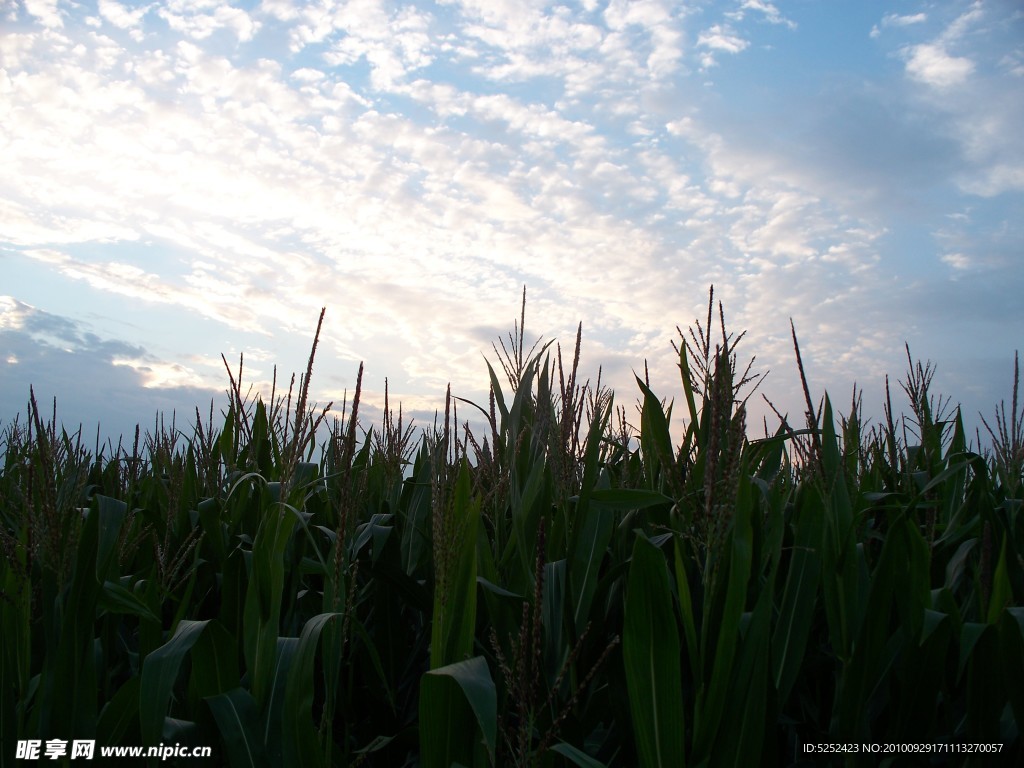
1,290 -> 1021,767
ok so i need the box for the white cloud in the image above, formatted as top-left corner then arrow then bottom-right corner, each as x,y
881,12 -> 927,30
284,0 -> 438,89
941,252 -> 971,270
870,12 -> 927,39
98,0 -> 149,30
697,25 -> 748,54
941,2 -> 984,46
0,295 -> 31,330
904,43 -> 974,88
740,0 -> 796,30
112,357 -> 207,389
1001,51 -> 1024,78
157,0 -> 259,42
23,0 -> 62,28
696,24 -> 748,68
877,3 -> 1023,196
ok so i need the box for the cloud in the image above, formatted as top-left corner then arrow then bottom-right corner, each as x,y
694,18 -> 757,70
940,252 -> 971,270
23,0 -> 62,28
903,42 -> 974,88
0,298 -> 223,445
156,0 -> 259,43
697,25 -> 748,56
876,4 -> 1024,196
897,3 -> 987,89
870,12 -> 927,38
737,0 -> 796,30
315,2 -> 436,89
98,0 -> 150,31
884,12 -> 928,28
0,0 -> 1019,454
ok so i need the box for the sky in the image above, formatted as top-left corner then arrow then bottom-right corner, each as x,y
1,0 -> 1022,457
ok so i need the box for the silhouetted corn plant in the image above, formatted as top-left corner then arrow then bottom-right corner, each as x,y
1,291 -> 1022,768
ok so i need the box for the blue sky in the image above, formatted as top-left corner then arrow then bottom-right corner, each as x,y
1,0 -> 1022,453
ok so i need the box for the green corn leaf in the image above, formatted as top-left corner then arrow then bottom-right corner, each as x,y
693,473 -> 754,762
484,360 -> 510,425
420,656 -> 497,768
944,538 -> 977,591
543,559 -> 567,683
198,496 -> 228,564
550,741 -> 608,768
49,498 -> 104,738
206,687 -> 270,768
476,577 -> 520,599
243,502 -> 298,707
96,677 -> 141,746
97,580 -> 160,623
717,585 -> 774,766
354,735 -> 396,755
507,353 -> 542,443
569,499 -> 614,633
190,619 -> 239,701
890,610 -> 951,740
94,494 -> 127,582
351,617 -> 398,714
986,538 -> 1011,624
963,622 -> 1002,742
771,490 -> 822,705
506,455 -> 548,586
0,555 -> 30,753
998,608 -> 1024,732
623,532 -> 685,768
282,613 -> 342,768
836,513 -> 925,742
588,488 -> 674,510
677,340 -> 700,429
673,539 -> 700,687
573,395 -> 610,514
636,377 -> 675,490
264,637 -> 299,765
958,622 -> 990,681
431,459 -> 480,669
818,397 -> 860,661
140,619 -> 209,746
400,445 -> 433,578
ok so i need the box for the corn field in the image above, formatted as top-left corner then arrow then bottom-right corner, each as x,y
1,290 -> 1022,767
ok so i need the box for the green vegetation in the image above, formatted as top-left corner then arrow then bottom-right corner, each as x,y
1,289 -> 1022,766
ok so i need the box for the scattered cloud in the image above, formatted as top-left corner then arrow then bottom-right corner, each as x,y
940,252 -> 971,270
156,0 -> 260,43
0,0 -> 1020,449
697,24 -> 748,57
898,3 -> 985,89
885,12 -> 928,28
98,0 -> 150,32
22,0 -> 63,28
736,1 -> 796,30
870,12 -> 927,39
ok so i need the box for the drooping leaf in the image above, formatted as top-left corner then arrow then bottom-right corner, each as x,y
420,656 -> 497,768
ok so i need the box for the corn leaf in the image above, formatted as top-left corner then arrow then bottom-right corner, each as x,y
623,532 -> 685,768
140,619 -> 209,746
206,687 -> 271,768
282,612 -> 342,768
420,656 -> 496,768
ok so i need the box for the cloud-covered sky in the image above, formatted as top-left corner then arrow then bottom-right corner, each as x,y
2,0 -> 1022,451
